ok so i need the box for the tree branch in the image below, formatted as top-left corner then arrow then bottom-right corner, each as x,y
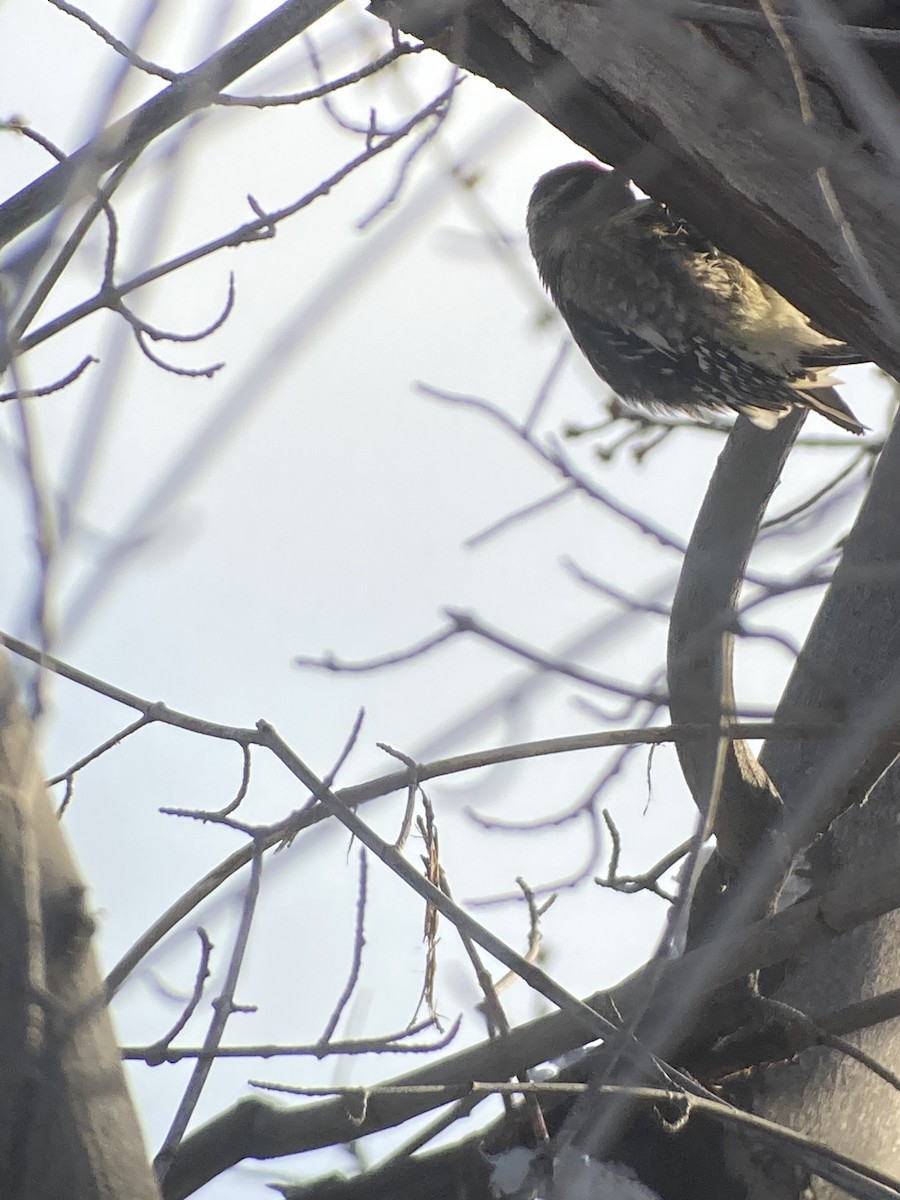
0,0 -> 343,247
163,830 -> 900,1196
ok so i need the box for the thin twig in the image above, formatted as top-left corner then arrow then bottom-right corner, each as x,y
154,839 -> 265,1183
318,850 -> 369,1046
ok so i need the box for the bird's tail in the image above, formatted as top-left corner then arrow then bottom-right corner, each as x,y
800,385 -> 866,435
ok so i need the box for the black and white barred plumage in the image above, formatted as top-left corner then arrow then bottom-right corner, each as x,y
527,162 -> 865,434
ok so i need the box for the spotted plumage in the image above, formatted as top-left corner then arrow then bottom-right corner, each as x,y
527,162 -> 865,433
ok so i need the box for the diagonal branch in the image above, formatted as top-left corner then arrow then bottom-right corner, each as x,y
0,0 -> 343,247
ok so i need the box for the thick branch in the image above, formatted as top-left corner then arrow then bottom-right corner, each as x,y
667,413 -> 801,875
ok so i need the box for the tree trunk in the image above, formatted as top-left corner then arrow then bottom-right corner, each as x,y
0,653 -> 160,1199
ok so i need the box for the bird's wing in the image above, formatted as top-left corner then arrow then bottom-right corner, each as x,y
557,300 -> 679,382
627,320 -> 679,354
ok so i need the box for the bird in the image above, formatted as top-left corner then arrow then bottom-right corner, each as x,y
526,161 -> 866,434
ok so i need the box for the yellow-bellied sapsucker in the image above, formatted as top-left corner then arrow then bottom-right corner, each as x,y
527,161 -> 866,433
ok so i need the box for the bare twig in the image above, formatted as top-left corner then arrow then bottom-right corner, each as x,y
0,355 -> 97,402
47,0 -> 178,80
140,930 -> 214,1064
377,743 -> 420,853
597,812 -> 689,902
15,83 -> 460,368
318,850 -> 369,1046
0,0 -> 348,246
154,839 -> 265,1183
123,1016 -> 458,1063
216,40 -> 426,107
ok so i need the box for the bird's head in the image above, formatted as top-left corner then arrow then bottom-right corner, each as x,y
526,162 -> 635,267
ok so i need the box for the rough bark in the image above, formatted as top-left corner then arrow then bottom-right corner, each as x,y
0,655 -> 160,1198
